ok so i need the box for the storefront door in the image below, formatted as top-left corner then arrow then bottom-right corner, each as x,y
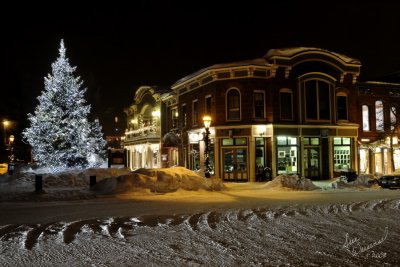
222,148 -> 248,182
303,147 -> 320,179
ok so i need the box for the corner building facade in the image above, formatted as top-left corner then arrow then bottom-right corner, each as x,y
169,48 -> 362,181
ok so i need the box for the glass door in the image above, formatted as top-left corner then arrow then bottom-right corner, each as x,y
303,147 -> 320,179
222,148 -> 248,182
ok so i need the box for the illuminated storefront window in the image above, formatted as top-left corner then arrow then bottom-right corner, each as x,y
255,138 -> 265,167
394,148 -> 400,171
276,136 -> 298,175
383,148 -> 389,174
359,148 -> 369,174
333,137 -> 351,171
374,147 -> 382,174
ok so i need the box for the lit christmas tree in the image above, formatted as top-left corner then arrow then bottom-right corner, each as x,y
23,40 -> 106,171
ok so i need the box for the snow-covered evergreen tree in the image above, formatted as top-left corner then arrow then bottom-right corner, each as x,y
87,118 -> 107,166
23,40 -> 106,172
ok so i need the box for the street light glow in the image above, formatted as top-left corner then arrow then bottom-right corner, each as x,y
203,116 -> 211,129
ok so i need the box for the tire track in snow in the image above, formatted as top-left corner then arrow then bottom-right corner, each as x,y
24,223 -> 53,250
1,198 -> 400,253
0,224 -> 21,240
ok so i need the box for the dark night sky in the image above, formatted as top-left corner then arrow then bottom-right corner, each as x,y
2,1 -> 400,134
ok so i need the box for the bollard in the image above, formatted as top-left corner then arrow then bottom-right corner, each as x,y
7,163 -> 15,175
90,175 -> 96,187
35,175 -> 43,192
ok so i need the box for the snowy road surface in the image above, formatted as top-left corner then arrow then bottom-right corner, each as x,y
1,186 -> 400,266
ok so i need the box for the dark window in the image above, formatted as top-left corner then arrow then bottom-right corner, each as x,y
280,90 -> 293,120
205,96 -> 212,115
318,81 -> 330,120
181,105 -> 187,127
192,101 -> 198,125
305,80 -> 331,121
227,89 -> 240,120
337,95 -> 348,120
254,92 -> 265,119
305,80 -> 318,119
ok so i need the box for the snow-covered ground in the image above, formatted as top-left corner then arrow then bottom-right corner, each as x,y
0,166 -> 399,266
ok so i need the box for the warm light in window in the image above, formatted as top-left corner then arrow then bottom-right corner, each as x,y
152,110 -> 160,118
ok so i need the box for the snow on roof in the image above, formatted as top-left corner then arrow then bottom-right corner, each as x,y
172,58 -> 270,87
364,81 -> 400,86
264,47 -> 361,65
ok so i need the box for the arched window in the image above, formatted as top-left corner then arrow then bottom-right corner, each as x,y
336,92 -> 348,121
280,88 -> 293,120
305,79 -> 331,120
375,100 -> 384,131
391,106 -> 397,130
362,105 -> 370,131
299,73 -> 334,122
226,88 -> 241,120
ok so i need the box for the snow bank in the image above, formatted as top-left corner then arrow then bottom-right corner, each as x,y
0,166 -> 133,201
1,166 -> 132,187
262,175 -> 320,190
91,167 -> 227,194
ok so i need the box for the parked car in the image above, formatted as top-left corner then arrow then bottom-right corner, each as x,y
339,168 -> 358,182
373,175 -> 400,189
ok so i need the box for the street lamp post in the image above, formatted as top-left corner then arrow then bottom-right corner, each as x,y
8,135 -> 15,163
203,115 -> 212,178
7,134 -> 15,175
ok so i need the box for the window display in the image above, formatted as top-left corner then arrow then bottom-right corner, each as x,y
333,137 -> 351,170
276,136 -> 298,174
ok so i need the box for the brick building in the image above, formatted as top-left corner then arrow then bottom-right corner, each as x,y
123,47 -> 400,181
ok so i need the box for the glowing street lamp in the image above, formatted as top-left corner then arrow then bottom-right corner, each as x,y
203,115 -> 212,178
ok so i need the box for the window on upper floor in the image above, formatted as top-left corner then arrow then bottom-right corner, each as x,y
305,79 -> 331,121
226,88 -> 241,120
390,106 -> 396,130
280,88 -> 293,120
375,100 -> 384,131
336,93 -> 348,121
254,91 -> 265,119
192,100 -> 198,126
171,107 -> 178,129
362,105 -> 370,131
205,95 -> 212,116
181,104 -> 187,128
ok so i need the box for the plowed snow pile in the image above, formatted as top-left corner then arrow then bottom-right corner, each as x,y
262,175 -> 320,190
91,166 -> 226,194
